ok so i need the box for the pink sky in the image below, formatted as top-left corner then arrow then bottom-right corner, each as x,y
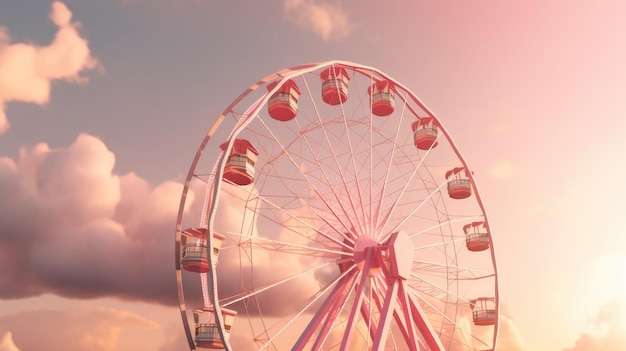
1,1 -> 625,350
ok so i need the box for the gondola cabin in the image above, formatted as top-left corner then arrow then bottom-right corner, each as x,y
411,118 -> 439,150
320,66 -> 350,105
463,221 -> 490,252
181,243 -> 208,273
445,167 -> 472,199
220,139 -> 259,186
180,228 -> 226,273
267,79 -> 301,121
194,307 -> 237,349
470,297 -> 496,326
368,80 -> 395,116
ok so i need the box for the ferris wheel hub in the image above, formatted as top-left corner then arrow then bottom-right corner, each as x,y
351,232 -> 414,279
353,235 -> 382,277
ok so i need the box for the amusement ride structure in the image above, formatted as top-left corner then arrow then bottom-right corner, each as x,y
175,61 -> 499,350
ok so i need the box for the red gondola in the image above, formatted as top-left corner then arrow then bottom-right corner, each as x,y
267,79 -> 301,121
320,66 -> 350,105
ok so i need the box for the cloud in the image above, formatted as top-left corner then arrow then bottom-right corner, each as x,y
0,1 -> 99,134
563,299 -> 626,351
497,307 -> 529,351
0,307 -> 157,351
157,322 -> 190,351
0,133 -> 194,305
0,130 -> 326,319
283,0 -> 352,41
0,332 -> 20,351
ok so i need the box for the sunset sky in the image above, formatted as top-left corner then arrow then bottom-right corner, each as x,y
1,1 -> 626,350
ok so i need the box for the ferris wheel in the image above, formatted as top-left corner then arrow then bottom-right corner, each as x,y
175,60 -> 499,351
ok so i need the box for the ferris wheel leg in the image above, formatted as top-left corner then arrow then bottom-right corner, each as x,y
372,278 -> 419,350
409,293 -> 445,351
339,248 -> 373,351
396,279 -> 420,351
371,279 -> 399,350
370,278 -> 415,346
292,273 -> 357,350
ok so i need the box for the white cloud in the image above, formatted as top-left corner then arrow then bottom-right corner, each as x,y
497,309 -> 529,351
0,1 -> 99,134
0,332 -> 21,351
0,133 -> 195,304
563,299 -> 626,351
283,0 -> 352,41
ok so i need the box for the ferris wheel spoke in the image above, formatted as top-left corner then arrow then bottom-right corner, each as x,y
413,237 -> 466,250
224,176 -> 352,250
289,116 -> 362,241
410,272 -> 472,305
306,72 -> 369,235
223,231 -> 346,258
408,215 -> 483,239
413,259 -> 496,280
376,134 -> 442,239
371,91 -> 410,239
300,199 -> 359,245
335,78 -> 370,236
301,77 -> 367,235
381,174 -> 450,242
255,183 -> 355,247
220,260 -> 338,308
253,116 -> 358,246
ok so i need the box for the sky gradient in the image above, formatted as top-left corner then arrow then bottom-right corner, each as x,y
1,1 -> 625,350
